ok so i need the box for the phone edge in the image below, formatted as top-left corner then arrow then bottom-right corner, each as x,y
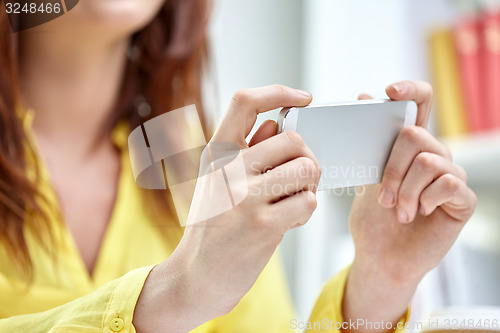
277,99 -> 416,133
277,107 -> 297,133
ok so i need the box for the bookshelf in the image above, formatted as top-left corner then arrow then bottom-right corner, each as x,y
443,131 -> 500,187
442,131 -> 500,256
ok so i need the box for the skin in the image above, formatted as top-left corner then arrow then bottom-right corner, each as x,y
17,1 -> 477,333
344,81 -> 477,333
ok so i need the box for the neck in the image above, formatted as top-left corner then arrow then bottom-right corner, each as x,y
19,27 -> 129,156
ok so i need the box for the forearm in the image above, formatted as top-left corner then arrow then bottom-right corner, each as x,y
342,259 -> 418,333
133,254 -> 215,333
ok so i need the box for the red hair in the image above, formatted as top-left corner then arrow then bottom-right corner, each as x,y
0,0 -> 211,279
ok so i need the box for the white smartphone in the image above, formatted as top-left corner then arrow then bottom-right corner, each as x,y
277,99 -> 418,190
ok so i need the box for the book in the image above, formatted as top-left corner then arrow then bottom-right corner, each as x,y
429,29 -> 468,137
454,16 -> 485,132
480,7 -> 500,130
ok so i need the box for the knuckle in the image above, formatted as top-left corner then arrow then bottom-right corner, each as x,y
419,196 -> 431,210
397,192 -> 414,208
460,190 -> 477,223
399,125 -> 422,144
252,212 -> 272,230
414,152 -> 437,171
231,89 -> 252,106
297,157 -> 316,178
273,84 -> 287,96
441,174 -> 460,193
421,81 -> 434,99
382,165 -> 401,185
230,182 -> 250,204
304,191 -> 318,211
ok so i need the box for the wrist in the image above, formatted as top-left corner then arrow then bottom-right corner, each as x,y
342,258 -> 420,333
351,256 -> 422,292
349,260 -> 418,305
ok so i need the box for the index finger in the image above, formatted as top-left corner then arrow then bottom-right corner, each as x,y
386,80 -> 433,128
212,85 -> 312,146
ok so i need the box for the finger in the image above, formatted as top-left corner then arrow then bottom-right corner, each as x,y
249,120 -> 277,147
378,126 -> 452,208
386,80 -> 433,127
358,93 -> 373,100
270,190 -> 317,231
212,85 -> 312,146
244,131 -> 320,174
259,157 -> 319,201
396,153 -> 461,224
419,174 -> 477,222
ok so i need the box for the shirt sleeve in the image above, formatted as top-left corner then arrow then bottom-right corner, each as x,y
0,265 -> 155,333
306,266 -> 410,332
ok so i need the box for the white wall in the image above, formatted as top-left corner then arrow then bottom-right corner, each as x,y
301,0 -> 411,102
209,0 -> 303,120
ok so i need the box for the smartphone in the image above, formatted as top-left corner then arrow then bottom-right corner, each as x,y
277,99 -> 418,190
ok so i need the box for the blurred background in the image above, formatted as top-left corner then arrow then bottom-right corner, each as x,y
208,0 -> 500,323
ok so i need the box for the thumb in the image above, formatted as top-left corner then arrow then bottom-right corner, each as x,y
358,93 -> 373,100
248,120 -> 277,147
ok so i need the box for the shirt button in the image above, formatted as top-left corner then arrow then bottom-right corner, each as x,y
110,318 -> 124,332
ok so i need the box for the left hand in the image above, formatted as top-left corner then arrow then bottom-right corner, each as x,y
343,81 -> 477,332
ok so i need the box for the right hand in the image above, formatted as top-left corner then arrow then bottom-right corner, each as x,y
134,85 -> 321,333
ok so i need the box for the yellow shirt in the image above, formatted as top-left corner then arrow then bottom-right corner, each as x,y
0,111 -> 404,332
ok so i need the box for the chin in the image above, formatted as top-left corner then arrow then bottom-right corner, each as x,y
71,0 -> 165,34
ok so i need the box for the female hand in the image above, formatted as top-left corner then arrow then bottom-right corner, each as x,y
343,81 -> 477,332
134,85 -> 321,333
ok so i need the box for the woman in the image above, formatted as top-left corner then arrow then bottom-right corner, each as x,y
0,0 -> 477,332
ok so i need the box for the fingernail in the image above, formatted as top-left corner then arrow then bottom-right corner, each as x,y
296,89 -> 311,98
379,188 -> 395,207
391,83 -> 406,94
398,209 -> 410,224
